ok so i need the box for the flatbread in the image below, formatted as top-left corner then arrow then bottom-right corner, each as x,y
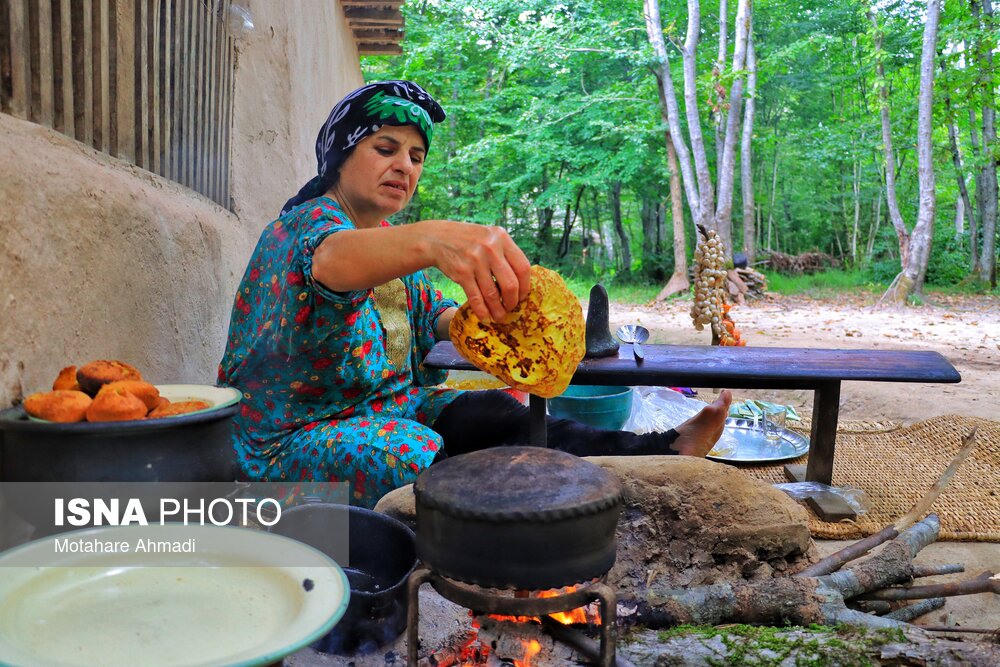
449,265 -> 585,398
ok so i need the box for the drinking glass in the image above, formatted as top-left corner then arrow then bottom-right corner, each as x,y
763,407 -> 787,442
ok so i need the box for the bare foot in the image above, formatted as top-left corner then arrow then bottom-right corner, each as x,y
670,390 -> 733,457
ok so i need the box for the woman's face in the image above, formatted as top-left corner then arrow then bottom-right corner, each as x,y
333,124 -> 426,227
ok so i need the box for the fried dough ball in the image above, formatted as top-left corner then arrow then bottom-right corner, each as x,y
76,360 -> 143,396
148,400 -> 211,418
52,366 -> 81,391
152,396 -> 171,411
24,390 -> 92,423
98,380 -> 160,411
85,386 -> 148,422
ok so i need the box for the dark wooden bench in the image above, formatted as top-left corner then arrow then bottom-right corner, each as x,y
425,342 -> 961,520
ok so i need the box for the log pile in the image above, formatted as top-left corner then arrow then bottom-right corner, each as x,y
726,267 -> 768,303
765,250 -> 840,275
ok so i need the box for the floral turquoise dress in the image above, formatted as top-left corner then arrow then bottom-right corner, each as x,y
218,197 -> 460,508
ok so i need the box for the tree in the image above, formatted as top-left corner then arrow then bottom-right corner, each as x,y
643,0 -> 752,262
872,0 -> 943,304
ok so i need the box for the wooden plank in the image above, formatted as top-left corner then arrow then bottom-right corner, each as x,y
342,0 -> 404,6
351,28 -> 403,41
206,0 -> 219,202
114,0 -> 135,160
169,0 -> 182,180
137,0 -> 148,168
195,0 -> 206,195
162,0 -> 171,178
0,0 -> 12,114
151,0 -> 160,174
59,0 -> 74,137
221,23 -> 231,206
79,0 -> 93,146
37,0 -> 54,126
8,0 -> 30,118
343,7 -> 403,22
358,44 -> 403,55
425,342 -> 963,389
184,0 -> 195,187
97,0 -> 110,152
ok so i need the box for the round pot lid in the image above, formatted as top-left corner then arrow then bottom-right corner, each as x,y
414,446 -> 622,522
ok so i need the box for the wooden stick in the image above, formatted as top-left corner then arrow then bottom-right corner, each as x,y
895,428 -> 978,531
798,428 -> 979,579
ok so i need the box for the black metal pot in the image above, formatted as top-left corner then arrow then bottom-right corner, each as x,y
414,446 -> 623,590
0,404 -> 240,531
268,503 -> 416,655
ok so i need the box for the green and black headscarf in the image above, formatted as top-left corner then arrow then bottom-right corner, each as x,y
280,80 -> 446,216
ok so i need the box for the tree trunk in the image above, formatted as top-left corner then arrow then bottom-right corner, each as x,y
643,0 -> 702,226
714,0 -> 751,259
610,181 -> 631,272
741,33 -> 758,264
967,106 -> 983,270
974,0 -> 997,286
558,186 -> 585,259
945,96 -> 975,244
657,132 -> 691,300
714,0 -> 728,175
869,10 -> 911,271
880,0 -> 942,304
766,142 -> 779,252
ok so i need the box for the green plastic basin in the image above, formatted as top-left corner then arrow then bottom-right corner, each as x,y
547,385 -> 634,431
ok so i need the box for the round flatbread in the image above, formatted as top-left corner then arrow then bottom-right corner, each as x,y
449,265 -> 585,398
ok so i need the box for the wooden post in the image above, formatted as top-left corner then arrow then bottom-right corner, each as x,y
96,0 -> 110,152
59,0 -> 75,138
37,0 -> 55,126
114,0 -> 135,160
8,0 -> 30,118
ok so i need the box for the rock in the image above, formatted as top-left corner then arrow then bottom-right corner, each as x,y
376,456 -> 815,594
374,484 -> 416,530
585,455 -> 815,591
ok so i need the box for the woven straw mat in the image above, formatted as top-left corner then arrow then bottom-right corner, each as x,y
737,415 -> 1000,542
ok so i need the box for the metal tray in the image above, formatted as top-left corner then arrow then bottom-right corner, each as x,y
706,417 -> 810,464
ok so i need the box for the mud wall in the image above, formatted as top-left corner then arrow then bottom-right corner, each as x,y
0,1 -> 363,407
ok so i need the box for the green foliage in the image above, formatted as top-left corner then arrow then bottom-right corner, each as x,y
653,624 -> 878,667
764,269 -> 876,297
362,0 -> 996,292
426,267 -> 663,305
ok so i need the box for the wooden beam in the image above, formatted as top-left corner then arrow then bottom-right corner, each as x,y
342,0 -> 403,6
352,28 -> 403,41
344,7 -> 402,23
358,44 -> 402,55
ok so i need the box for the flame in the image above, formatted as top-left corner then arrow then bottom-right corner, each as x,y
450,586 -> 600,665
519,639 -> 542,667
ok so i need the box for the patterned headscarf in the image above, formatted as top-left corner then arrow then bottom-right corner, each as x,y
280,80 -> 446,216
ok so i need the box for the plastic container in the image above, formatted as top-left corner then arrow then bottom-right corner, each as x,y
547,385 -> 634,431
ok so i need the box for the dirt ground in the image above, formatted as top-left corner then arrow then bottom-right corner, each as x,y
610,291 -> 1000,632
608,292 -> 1000,424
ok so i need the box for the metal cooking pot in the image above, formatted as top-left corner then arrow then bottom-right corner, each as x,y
0,404 -> 240,532
268,503 -> 416,654
414,446 -> 623,590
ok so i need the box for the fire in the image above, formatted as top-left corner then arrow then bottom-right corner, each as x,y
520,639 -> 542,666
450,586 -> 600,665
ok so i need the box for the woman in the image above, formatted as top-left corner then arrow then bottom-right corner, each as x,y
219,80 -> 731,508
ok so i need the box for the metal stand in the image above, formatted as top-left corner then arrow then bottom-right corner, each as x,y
407,566 -> 617,667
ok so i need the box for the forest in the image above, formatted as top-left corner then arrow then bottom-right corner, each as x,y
362,0 -> 999,302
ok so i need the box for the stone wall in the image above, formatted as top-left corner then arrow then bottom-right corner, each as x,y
0,0 -> 364,407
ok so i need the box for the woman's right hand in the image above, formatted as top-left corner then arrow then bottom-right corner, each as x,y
421,220 -> 531,322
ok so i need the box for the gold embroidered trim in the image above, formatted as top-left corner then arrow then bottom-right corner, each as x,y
372,278 -> 411,370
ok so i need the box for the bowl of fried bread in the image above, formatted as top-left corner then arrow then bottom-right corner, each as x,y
0,360 -> 242,529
